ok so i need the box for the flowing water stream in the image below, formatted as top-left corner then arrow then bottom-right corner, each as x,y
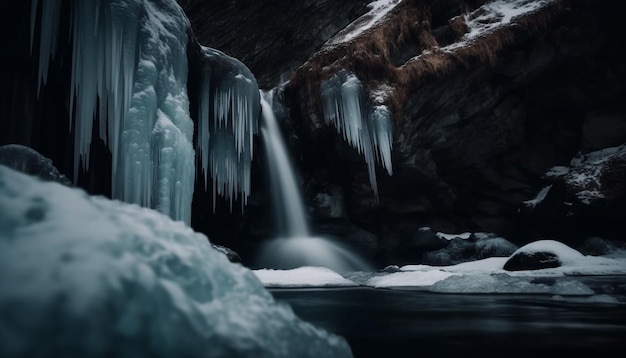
255,90 -> 372,272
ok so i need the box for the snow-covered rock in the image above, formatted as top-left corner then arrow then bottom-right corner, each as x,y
504,240 -> 584,271
0,144 -> 71,186
0,165 -> 352,358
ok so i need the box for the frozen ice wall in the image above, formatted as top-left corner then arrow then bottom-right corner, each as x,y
0,165 -> 353,358
197,47 -> 260,211
320,70 -> 393,198
30,0 -> 198,223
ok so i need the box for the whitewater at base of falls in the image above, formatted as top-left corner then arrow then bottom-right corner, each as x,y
255,236 -> 373,273
256,90 -> 372,273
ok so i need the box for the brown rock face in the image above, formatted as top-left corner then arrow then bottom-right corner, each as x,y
277,0 -> 626,259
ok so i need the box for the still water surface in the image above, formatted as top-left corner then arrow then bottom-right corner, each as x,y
271,276 -> 626,358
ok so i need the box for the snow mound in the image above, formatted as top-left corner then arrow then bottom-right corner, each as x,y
0,166 -> 352,358
253,267 -> 357,288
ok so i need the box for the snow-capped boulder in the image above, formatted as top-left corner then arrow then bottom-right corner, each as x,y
504,240 -> 585,271
0,165 -> 352,358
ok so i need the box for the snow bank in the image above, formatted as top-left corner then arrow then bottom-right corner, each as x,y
254,267 -> 357,288
0,166 -> 352,358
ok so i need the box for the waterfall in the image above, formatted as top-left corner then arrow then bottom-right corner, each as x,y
256,90 -> 372,273
260,91 -> 309,237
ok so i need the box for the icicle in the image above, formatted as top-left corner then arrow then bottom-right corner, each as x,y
30,0 -> 63,97
197,47 -> 260,211
320,70 -> 394,199
31,0 -> 196,224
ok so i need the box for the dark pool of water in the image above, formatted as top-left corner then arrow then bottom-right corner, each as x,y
271,276 -> 626,358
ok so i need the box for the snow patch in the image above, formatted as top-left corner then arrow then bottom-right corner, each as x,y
325,0 -> 403,46
436,232 -> 472,240
254,267 -> 357,288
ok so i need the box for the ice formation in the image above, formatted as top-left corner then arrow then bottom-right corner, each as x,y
320,70 -> 393,198
197,47 -> 260,211
30,0 -> 262,221
30,0 -> 196,223
0,165 -> 353,358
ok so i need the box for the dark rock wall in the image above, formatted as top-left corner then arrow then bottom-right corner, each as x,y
278,0 -> 625,263
177,0 -> 371,88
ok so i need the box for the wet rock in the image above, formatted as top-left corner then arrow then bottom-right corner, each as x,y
0,144 -> 71,186
211,244 -> 242,263
503,251 -> 561,271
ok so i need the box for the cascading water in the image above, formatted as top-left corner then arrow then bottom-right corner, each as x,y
255,89 -> 372,273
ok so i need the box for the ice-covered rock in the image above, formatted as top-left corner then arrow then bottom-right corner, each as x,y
30,0 -> 196,224
430,274 -> 594,295
504,240 -> 584,271
0,144 -> 70,185
195,46 -> 260,211
0,165 -> 352,358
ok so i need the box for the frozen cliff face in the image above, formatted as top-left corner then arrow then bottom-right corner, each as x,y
0,165 -> 352,358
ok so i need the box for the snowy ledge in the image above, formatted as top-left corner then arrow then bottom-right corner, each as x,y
325,0 -> 403,47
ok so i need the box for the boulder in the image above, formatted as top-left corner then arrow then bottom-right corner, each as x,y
0,144 -> 71,185
211,243 -> 242,263
504,240 -> 585,271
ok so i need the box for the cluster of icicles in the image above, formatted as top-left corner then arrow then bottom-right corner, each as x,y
320,70 -> 393,198
30,0 -> 259,223
30,0 -> 393,223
